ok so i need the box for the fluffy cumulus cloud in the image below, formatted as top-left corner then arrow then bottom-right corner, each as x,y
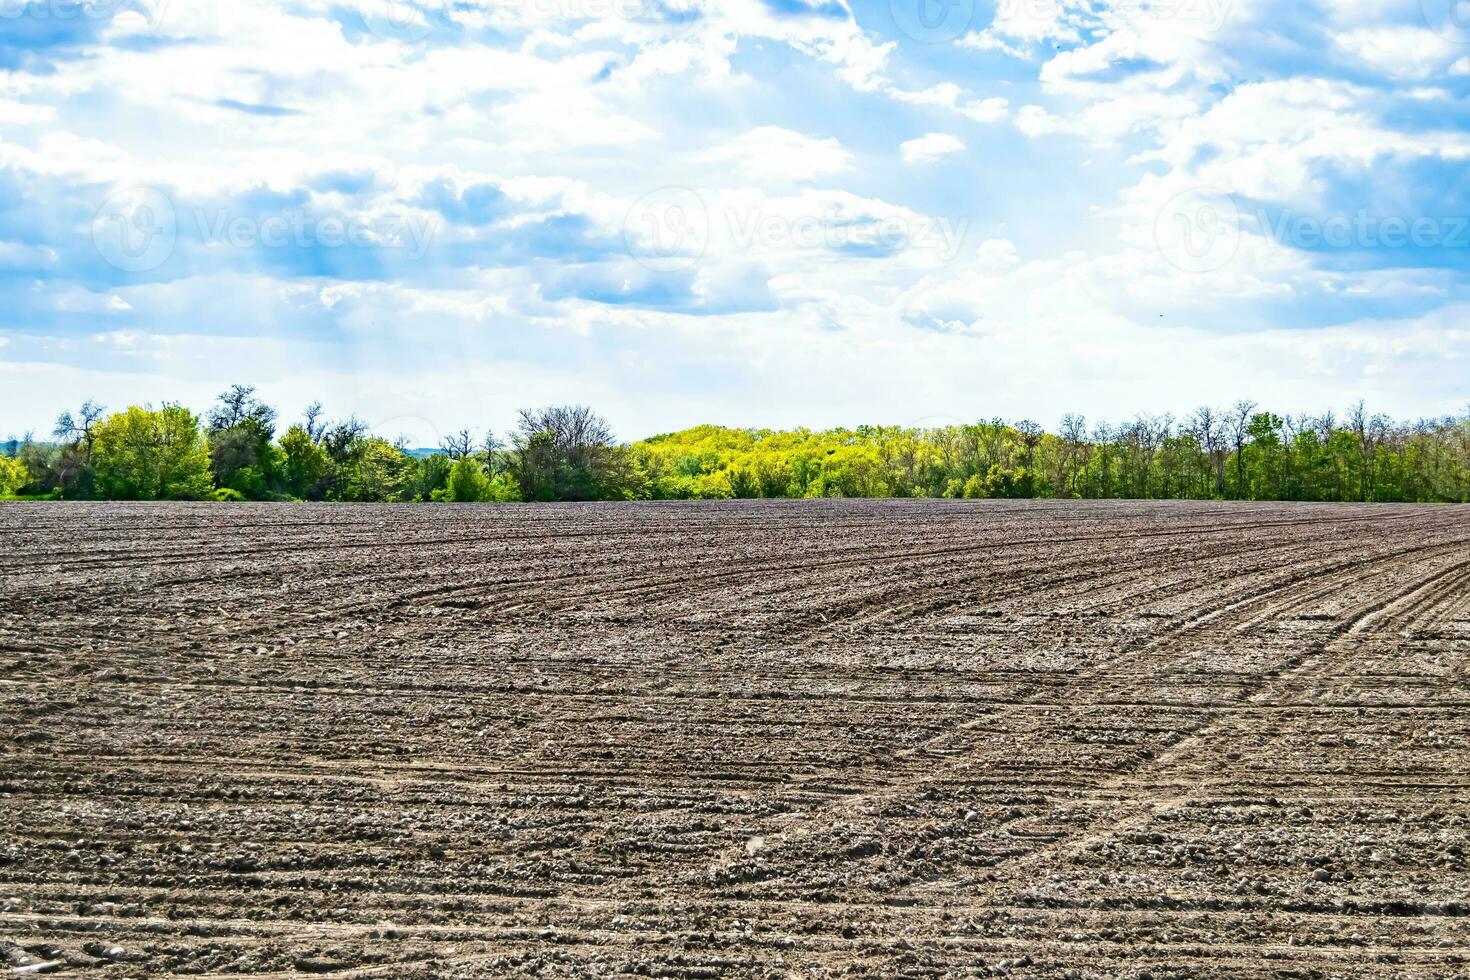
900,132 -> 965,165
1,0 -> 1468,441
701,126 -> 855,181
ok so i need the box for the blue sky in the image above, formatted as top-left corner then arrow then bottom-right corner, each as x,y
1,0 -> 1468,444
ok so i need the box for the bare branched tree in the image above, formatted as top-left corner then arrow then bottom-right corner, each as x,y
303,402 -> 327,443
510,405 -> 632,501
1187,406 -> 1224,497
1015,419 -> 1043,469
1228,400 -> 1258,497
54,400 -> 106,459
208,385 -> 276,433
440,429 -> 475,460
480,431 -> 504,474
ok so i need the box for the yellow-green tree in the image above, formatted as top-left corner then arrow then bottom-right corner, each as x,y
0,456 -> 29,497
92,405 -> 214,500
340,438 -> 414,502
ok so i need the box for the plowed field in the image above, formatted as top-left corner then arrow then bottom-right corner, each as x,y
2,500 -> 1468,978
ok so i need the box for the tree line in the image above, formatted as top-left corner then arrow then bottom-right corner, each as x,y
2,389 -> 1468,504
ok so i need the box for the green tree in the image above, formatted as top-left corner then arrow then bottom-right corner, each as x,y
207,385 -> 279,498
318,417 -> 369,501
412,453 -> 454,502
51,400 -> 106,497
92,405 -> 214,500
278,425 -> 330,500
338,438 -> 415,502
1227,400 -> 1258,498
510,406 -> 642,501
440,456 -> 491,502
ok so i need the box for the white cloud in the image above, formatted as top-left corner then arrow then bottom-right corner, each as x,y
961,97 -> 1011,123
0,100 -> 55,125
970,0 -> 1091,48
889,84 -> 1009,123
1332,27 -> 1463,80
1015,104 -> 1069,138
959,29 -> 1032,60
701,126 -> 853,181
900,132 -> 966,165
975,238 -> 1020,272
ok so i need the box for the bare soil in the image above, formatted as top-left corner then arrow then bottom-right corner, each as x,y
1,500 -> 1468,978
